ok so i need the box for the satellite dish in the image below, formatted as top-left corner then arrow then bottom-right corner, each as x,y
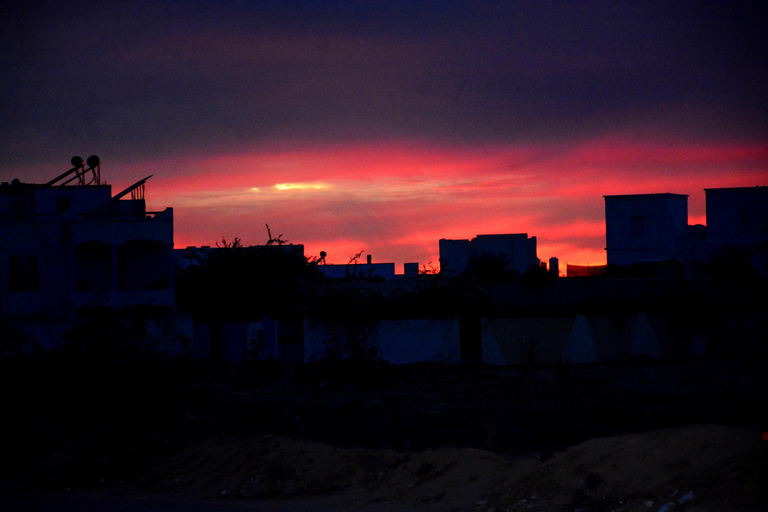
71,156 -> 84,168
86,155 -> 100,168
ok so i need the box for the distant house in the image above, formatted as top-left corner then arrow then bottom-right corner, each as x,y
0,156 -> 175,352
315,254 -> 397,282
604,193 -> 689,269
438,233 -> 539,277
704,186 -> 768,276
604,188 -> 768,278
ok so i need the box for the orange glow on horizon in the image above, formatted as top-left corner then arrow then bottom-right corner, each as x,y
146,137 -> 766,269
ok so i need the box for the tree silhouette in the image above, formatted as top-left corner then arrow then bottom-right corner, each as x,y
265,224 -> 288,246
708,244 -> 758,278
176,238 -> 321,321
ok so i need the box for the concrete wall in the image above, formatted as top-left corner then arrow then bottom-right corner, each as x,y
483,315 -> 645,365
438,239 -> 473,276
1,185 -> 174,322
481,277 -> 767,309
305,318 -> 461,364
1,181 -> 175,351
188,308 -> 766,366
482,317 -> 574,365
705,186 -> 768,276
482,311 -> 768,365
605,193 -> 688,266
439,234 -> 539,277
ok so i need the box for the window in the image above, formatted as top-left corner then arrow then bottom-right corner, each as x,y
57,196 -> 71,213
630,216 -> 645,236
9,255 -> 40,291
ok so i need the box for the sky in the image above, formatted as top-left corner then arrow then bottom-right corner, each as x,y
2,1 -> 766,270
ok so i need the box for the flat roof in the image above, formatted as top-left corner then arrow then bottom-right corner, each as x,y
604,193 -> 688,198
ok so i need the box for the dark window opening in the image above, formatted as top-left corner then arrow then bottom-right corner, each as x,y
9,255 -> 40,291
57,196 -> 71,213
630,215 -> 645,236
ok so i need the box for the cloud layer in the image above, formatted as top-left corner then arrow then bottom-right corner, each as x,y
140,137 -> 764,267
2,1 -> 766,269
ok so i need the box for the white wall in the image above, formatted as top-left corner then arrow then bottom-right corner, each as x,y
605,193 -> 688,266
304,318 -> 461,364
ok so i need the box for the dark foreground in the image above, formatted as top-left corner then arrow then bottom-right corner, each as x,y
2,355 -> 767,510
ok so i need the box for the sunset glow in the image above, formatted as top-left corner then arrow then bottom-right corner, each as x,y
133,137 -> 765,269
2,1 -> 766,271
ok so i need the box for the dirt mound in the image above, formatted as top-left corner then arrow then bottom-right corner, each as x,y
4,357 -> 766,509
143,424 -> 767,511
144,434 -> 514,508
496,424 -> 767,511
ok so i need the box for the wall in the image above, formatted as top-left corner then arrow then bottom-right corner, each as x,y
0,181 -> 174,351
705,186 -> 768,276
304,318 -> 461,364
439,234 -> 539,277
484,314 -> 669,365
605,193 -> 688,266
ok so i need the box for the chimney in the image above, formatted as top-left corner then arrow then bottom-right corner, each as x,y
366,254 -> 372,264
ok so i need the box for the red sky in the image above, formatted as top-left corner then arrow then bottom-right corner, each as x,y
121,135 -> 765,270
2,1 -> 766,271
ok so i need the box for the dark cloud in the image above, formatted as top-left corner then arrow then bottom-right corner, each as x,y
3,1 -> 766,174
2,1 -> 766,265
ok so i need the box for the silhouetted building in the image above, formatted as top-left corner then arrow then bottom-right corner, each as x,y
548,257 -> 559,277
315,254 -> 396,281
703,186 -> 768,276
439,233 -> 539,277
566,264 -> 607,277
0,158 -> 174,352
403,262 -> 420,277
604,193 -> 688,269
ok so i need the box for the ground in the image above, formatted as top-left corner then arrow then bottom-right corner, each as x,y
2,355 -> 767,511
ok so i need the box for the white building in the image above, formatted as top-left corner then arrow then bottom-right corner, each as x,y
315,254 -> 397,281
0,156 -> 174,352
439,233 -> 539,277
704,186 -> 768,276
604,193 -> 688,267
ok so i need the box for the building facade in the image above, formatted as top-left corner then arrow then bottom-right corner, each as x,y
604,193 -> 689,267
439,233 -> 539,277
704,186 -> 768,276
0,158 -> 174,352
